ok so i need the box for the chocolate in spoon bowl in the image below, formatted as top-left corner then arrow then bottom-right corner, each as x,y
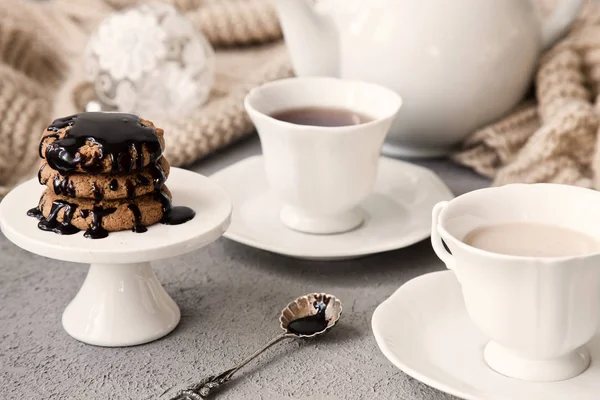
280,293 -> 339,337
171,293 -> 342,399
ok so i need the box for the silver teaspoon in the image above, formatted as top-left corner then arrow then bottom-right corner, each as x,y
171,293 -> 343,400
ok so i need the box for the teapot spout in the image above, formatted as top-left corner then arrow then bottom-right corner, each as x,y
275,0 -> 339,77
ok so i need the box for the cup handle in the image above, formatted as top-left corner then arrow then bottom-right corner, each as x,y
431,201 -> 456,271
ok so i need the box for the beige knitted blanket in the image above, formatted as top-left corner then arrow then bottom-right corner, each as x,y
455,0 -> 600,188
0,0 -> 291,198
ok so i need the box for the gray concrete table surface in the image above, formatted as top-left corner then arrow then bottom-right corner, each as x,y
0,135 -> 489,400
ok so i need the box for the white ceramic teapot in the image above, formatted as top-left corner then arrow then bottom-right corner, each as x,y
275,0 -> 582,158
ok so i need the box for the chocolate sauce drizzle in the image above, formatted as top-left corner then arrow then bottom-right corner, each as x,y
29,112 -> 196,238
128,204 -> 147,233
52,175 -> 76,198
287,301 -> 329,336
27,207 -> 44,220
43,113 -> 162,175
91,182 -> 104,202
136,174 -> 150,187
162,205 -> 196,225
38,163 -> 46,184
36,200 -> 80,235
84,206 -> 116,239
147,161 -> 196,225
39,134 -> 58,159
125,180 -> 135,200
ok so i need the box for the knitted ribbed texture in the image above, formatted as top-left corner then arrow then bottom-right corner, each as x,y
455,0 -> 600,188
0,3 -> 65,88
186,0 -> 282,47
0,0 -> 64,197
0,0 -> 291,199
0,66 -> 53,198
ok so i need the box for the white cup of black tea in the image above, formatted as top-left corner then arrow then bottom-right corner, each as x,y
244,77 -> 402,234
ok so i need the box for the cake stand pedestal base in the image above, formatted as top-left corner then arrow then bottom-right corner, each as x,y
62,262 -> 180,347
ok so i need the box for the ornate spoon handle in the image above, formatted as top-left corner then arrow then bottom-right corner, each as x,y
171,333 -> 295,399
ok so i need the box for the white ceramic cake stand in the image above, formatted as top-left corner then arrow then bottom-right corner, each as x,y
0,168 -> 232,347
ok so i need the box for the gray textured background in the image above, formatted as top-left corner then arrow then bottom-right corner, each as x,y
0,136 -> 489,399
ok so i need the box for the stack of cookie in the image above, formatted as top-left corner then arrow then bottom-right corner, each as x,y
30,112 -> 177,239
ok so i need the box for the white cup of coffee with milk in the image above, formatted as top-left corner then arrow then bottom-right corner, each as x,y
431,183 -> 600,382
244,77 -> 402,234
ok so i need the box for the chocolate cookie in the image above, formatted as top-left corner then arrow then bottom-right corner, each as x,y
37,186 -> 172,238
38,156 -> 170,201
39,113 -> 165,175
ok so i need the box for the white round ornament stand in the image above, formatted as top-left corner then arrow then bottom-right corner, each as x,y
0,168 -> 232,347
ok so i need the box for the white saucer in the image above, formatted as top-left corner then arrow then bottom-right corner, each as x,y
382,142 -> 450,159
210,155 -> 453,260
0,168 -> 232,347
372,271 -> 600,400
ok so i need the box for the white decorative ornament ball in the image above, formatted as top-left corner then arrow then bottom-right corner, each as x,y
84,2 -> 215,121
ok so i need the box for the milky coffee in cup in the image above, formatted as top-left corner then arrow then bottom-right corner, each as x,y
431,183 -> 600,382
463,222 -> 600,258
